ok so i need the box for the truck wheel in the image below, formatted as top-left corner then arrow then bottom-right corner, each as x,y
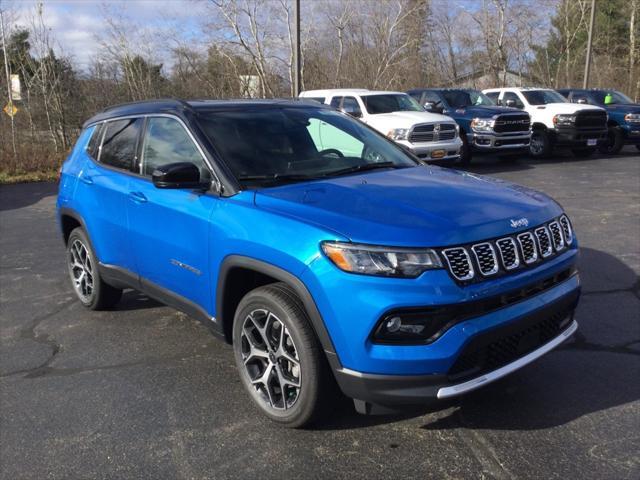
571,147 -> 597,158
529,130 -> 552,158
598,127 -> 624,154
67,227 -> 122,310
459,133 -> 472,165
232,282 -> 332,428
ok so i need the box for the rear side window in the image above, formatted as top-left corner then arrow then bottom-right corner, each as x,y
86,124 -> 103,159
485,91 -> 500,104
100,118 -> 143,171
329,97 -> 342,108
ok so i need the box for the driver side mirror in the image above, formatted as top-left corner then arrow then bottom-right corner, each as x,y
423,101 -> 443,113
504,99 -> 516,108
576,97 -> 588,104
152,162 -> 210,191
341,107 -> 362,119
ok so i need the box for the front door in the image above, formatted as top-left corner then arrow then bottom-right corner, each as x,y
127,116 -> 217,313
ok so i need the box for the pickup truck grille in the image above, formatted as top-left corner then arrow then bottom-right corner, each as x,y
575,110 -> 607,129
440,216 -> 574,283
409,123 -> 456,143
493,114 -> 530,133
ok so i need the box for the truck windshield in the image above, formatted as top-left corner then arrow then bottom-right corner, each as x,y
197,106 -> 418,188
362,94 -> 424,114
589,90 -> 634,105
522,90 -> 567,105
441,90 -> 494,108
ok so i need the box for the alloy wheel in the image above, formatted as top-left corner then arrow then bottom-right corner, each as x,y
240,308 -> 301,410
68,239 -> 94,303
530,133 -> 544,155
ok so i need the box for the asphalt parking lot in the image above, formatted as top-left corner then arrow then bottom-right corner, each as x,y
1,148 -> 639,480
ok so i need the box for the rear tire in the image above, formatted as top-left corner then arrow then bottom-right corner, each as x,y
571,147 -> 597,158
529,130 -> 552,158
598,127 -> 624,154
66,227 -> 122,310
232,282 -> 332,428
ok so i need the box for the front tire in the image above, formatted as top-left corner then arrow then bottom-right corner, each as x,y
232,283 -> 331,428
67,227 -> 122,310
529,130 -> 552,158
598,127 -> 624,154
571,147 -> 597,158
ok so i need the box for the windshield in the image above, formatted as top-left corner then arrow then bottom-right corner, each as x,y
590,90 -> 634,105
362,94 -> 424,114
197,107 -> 418,188
441,90 -> 495,108
522,90 -> 567,105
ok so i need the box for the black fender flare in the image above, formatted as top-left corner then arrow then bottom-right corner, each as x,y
216,255 -> 342,370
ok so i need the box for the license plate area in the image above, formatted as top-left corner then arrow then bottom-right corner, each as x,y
587,139 -> 597,146
431,149 -> 446,159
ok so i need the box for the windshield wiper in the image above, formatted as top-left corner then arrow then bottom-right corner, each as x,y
323,161 -> 401,177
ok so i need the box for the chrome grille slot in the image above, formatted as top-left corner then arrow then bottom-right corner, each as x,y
559,215 -> 573,244
535,227 -> 553,258
443,248 -> 474,281
548,221 -> 565,251
409,124 -> 434,143
517,232 -> 538,264
471,243 -> 499,276
496,237 -> 520,270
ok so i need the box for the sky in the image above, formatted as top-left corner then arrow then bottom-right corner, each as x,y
7,0 -> 208,70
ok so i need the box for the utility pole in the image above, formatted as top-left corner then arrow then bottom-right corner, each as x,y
583,0 -> 596,88
293,0 -> 301,97
0,6 -> 17,160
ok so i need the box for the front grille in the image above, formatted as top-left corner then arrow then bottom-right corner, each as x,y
575,110 -> 607,129
493,114 -> 530,133
471,243 -> 498,276
517,232 -> 538,264
548,221 -> 564,251
439,216 -> 573,284
448,292 -> 578,380
535,227 -> 553,258
496,237 -> 520,270
443,248 -> 474,281
409,123 -> 456,143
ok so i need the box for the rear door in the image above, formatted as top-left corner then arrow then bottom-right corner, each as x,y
126,115 -> 217,312
76,118 -> 143,272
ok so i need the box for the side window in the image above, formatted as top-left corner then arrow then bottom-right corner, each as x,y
503,91 -> 524,109
100,118 -> 143,170
408,92 -> 422,102
141,117 -> 210,180
422,91 -> 442,104
485,91 -> 500,104
341,96 -> 362,117
86,123 -> 103,159
307,119 -> 364,158
329,96 -> 342,108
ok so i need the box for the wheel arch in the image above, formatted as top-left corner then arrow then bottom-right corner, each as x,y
59,207 -> 87,245
531,122 -> 548,131
216,255 -> 340,369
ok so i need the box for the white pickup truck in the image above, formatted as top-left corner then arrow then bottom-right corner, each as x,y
300,89 -> 463,163
483,87 -> 608,158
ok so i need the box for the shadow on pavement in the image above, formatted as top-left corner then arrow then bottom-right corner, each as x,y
0,181 -> 58,212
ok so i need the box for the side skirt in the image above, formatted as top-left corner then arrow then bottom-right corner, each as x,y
98,263 -> 225,340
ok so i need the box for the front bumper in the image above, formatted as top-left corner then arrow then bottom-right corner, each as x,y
468,131 -> 531,151
552,126 -> 607,147
621,124 -> 640,145
396,137 -> 462,162
334,288 -> 579,408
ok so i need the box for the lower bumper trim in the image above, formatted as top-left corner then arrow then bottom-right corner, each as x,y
437,319 -> 578,399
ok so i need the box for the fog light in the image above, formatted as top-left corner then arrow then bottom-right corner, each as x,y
386,316 -> 402,333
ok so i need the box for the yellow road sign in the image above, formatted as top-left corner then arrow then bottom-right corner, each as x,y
3,102 -> 18,117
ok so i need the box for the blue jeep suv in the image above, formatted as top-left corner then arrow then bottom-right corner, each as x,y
57,99 -> 580,427
557,88 -> 640,154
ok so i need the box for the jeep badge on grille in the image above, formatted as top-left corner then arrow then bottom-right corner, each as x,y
510,218 -> 529,228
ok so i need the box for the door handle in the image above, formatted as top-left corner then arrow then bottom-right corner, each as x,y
129,191 -> 147,203
79,175 -> 93,185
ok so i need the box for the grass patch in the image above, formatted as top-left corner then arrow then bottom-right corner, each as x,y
0,170 -> 59,184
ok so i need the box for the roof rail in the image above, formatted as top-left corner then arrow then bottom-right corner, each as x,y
101,98 -> 193,113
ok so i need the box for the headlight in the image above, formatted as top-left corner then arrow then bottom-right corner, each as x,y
386,128 -> 410,141
470,118 -> 495,132
624,113 -> 640,123
321,241 -> 442,278
553,114 -> 576,126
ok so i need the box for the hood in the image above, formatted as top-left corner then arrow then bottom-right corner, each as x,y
533,103 -> 604,114
602,103 -> 640,114
450,105 -> 525,118
368,111 -> 455,126
254,167 -> 562,247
